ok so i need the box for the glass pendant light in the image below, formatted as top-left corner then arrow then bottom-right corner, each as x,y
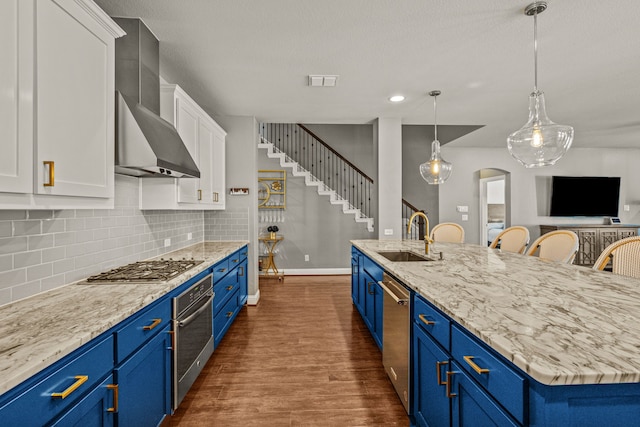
420,90 -> 452,185
507,2 -> 574,168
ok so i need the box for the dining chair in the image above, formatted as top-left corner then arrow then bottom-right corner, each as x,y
525,230 -> 579,264
489,226 -> 530,254
592,235 -> 640,278
430,222 -> 465,243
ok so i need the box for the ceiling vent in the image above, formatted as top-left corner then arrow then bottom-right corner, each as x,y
308,75 -> 339,87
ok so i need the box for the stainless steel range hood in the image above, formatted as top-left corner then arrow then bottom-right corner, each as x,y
114,18 -> 199,178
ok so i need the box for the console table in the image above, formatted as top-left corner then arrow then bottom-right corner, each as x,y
540,224 -> 640,266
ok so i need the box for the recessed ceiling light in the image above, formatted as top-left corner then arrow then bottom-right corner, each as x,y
390,95 -> 405,102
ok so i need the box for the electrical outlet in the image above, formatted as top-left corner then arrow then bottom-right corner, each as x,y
456,205 -> 469,213
461,214 -> 469,221
624,204 -> 630,212
187,232 -> 193,240
164,238 -> 171,247
384,229 -> 394,235
304,254 -> 310,262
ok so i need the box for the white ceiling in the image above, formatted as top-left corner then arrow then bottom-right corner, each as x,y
94,0 -> 640,148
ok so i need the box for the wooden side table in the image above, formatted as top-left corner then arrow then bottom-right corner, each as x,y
259,235 -> 284,281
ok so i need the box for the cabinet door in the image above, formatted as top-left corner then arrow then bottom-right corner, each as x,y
50,375 -> 116,427
114,326 -> 172,427
238,259 -> 248,305
175,95 -> 200,204
211,126 -> 226,208
197,118 -> 216,206
0,0 -> 32,194
413,325 -> 450,427
450,362 -> 519,427
363,271 -> 382,349
351,255 -> 359,305
576,228 -> 598,266
35,0 -> 114,198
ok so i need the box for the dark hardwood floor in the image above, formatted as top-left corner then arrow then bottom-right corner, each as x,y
167,275 -> 409,426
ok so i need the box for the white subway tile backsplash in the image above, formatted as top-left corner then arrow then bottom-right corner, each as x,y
14,251 -> 42,269
0,237 -> 28,255
28,234 -> 54,251
13,220 -> 42,236
42,247 -> 66,263
0,175 -> 249,306
0,211 -> 27,221
0,223 -> 12,238
41,219 -> 66,234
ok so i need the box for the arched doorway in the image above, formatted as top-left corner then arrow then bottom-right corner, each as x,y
478,168 -> 511,246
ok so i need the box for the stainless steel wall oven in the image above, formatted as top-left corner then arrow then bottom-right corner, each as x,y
172,273 -> 214,409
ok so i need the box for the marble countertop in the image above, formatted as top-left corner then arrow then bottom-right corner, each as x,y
0,241 -> 247,395
352,239 -> 640,386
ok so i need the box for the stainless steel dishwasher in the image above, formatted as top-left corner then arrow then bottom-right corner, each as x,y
379,272 -> 411,413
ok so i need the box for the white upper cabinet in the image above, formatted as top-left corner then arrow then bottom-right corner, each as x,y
0,0 -> 124,209
140,84 -> 226,210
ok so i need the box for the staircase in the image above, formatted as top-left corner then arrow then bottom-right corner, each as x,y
258,124 -> 374,232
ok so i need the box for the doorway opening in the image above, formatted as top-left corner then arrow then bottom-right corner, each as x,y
479,169 -> 511,246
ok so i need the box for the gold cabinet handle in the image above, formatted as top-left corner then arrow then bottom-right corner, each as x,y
218,268 -> 226,273
463,356 -> 490,374
143,318 -> 162,331
419,314 -> 435,326
107,384 -> 119,412
213,192 -> 219,202
436,361 -> 448,386
43,161 -> 55,187
226,311 -> 233,318
198,189 -> 202,201
226,285 -> 233,291
51,375 -> 88,399
232,258 -> 239,263
446,371 -> 457,398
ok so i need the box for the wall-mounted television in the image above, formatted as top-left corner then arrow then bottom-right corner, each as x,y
550,176 -> 620,217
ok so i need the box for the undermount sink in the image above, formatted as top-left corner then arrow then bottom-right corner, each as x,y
377,251 -> 435,262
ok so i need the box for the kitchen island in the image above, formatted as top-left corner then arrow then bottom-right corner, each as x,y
0,241 -> 247,396
352,239 -> 640,426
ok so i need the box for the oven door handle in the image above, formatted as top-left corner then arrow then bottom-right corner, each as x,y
178,292 -> 214,328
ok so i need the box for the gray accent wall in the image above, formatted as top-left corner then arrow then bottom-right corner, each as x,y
257,149 -> 373,270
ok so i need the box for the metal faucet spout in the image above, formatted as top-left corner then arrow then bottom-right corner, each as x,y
407,211 -> 433,254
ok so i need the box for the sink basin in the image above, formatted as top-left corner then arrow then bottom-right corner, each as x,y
377,251 -> 434,262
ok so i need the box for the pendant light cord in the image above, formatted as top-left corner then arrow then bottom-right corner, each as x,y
533,9 -> 538,92
433,95 -> 438,141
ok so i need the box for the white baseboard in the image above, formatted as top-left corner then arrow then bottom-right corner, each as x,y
247,289 -> 260,305
273,268 -> 350,275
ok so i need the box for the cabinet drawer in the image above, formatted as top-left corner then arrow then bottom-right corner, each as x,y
214,290 -> 240,347
212,257 -> 230,282
115,300 -> 171,364
451,325 -> 525,424
414,294 -> 451,350
0,335 -> 114,426
236,246 -> 248,263
213,273 -> 238,315
363,255 -> 383,280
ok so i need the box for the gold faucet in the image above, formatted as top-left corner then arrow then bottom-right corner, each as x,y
407,211 -> 433,254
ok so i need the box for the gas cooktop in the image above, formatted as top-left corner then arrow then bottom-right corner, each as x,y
86,259 -> 204,283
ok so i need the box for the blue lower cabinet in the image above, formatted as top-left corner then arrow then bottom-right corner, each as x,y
0,335 -> 114,427
50,375 -> 116,427
413,324 -> 451,427
351,246 -> 383,350
238,259 -> 248,305
450,361 -> 519,427
114,325 -> 172,427
214,290 -> 241,348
